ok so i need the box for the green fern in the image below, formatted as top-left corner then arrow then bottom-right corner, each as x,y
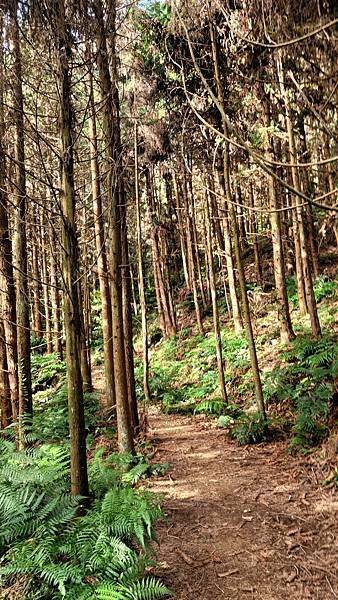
96,577 -> 171,600
121,461 -> 150,485
0,440 -> 168,600
194,398 -> 227,416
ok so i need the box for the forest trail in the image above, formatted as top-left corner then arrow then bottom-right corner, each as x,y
147,411 -> 338,600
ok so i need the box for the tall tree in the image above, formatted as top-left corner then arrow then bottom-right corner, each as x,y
95,0 -> 135,453
56,0 -> 89,496
87,60 -> 116,408
11,0 -> 32,423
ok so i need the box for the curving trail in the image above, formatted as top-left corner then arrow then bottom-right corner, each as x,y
147,410 -> 338,600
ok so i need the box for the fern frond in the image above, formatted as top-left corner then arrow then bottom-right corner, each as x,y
96,578 -> 171,600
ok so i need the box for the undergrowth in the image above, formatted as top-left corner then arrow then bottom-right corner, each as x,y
263,333 -> 337,452
137,329 -> 252,416
32,385 -> 99,444
0,350 -> 171,600
136,298 -> 337,453
286,275 -> 337,307
0,440 -> 170,600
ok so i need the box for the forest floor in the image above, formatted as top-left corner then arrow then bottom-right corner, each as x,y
145,409 -> 338,600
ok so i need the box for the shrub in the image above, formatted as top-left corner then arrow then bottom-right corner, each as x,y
230,412 -> 268,445
263,333 -> 337,451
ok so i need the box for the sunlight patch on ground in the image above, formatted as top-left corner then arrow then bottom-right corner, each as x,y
314,499 -> 338,513
156,424 -> 196,434
150,479 -> 199,500
185,450 -> 221,461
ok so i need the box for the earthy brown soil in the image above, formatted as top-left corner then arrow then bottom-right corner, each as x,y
147,410 -> 338,600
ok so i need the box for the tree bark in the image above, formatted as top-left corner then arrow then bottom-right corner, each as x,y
261,97 -> 295,343
87,63 -> 115,408
95,0 -> 135,452
209,19 -> 266,417
248,184 -> 263,288
11,2 -> 32,424
0,312 -> 12,428
40,211 -> 53,353
0,59 -> 19,421
57,0 -> 89,496
205,190 -> 227,403
215,151 -> 243,333
135,125 -> 151,404
49,211 -> 63,358
277,53 -> 321,338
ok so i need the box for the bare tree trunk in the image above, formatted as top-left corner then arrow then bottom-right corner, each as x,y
180,161 -> 204,334
224,140 -> 266,418
298,117 -> 319,277
40,211 -> 53,354
146,168 -> 176,337
95,0 -> 134,452
31,209 -> 42,338
87,64 -> 115,407
49,214 -> 63,358
188,167 -> 207,310
135,125 -> 151,404
261,97 -> 295,343
0,312 -> 12,428
78,277 -> 93,393
277,54 -> 321,338
11,2 -> 32,424
248,184 -> 263,288
57,0 -> 89,496
205,191 -> 227,403
236,186 -> 247,251
215,152 -> 243,333
209,19 -> 266,417
172,171 -> 190,289
121,233 -> 139,432
0,26 -> 19,421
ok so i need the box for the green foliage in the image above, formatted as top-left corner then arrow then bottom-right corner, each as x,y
286,275 -> 337,308
31,353 -> 66,393
0,442 -> 169,600
289,385 -> 330,452
286,276 -> 299,306
229,412 -> 268,445
313,276 -> 337,303
217,415 -> 234,428
32,385 -> 98,443
146,2 -> 171,25
96,577 -> 171,600
30,335 -> 47,355
136,328 -> 251,416
323,468 -> 338,488
89,449 -> 169,498
263,333 -> 337,451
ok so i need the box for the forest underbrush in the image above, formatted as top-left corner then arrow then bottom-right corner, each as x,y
0,353 -> 171,599
134,266 -> 337,460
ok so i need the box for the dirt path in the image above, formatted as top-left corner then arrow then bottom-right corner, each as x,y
147,410 -> 338,600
